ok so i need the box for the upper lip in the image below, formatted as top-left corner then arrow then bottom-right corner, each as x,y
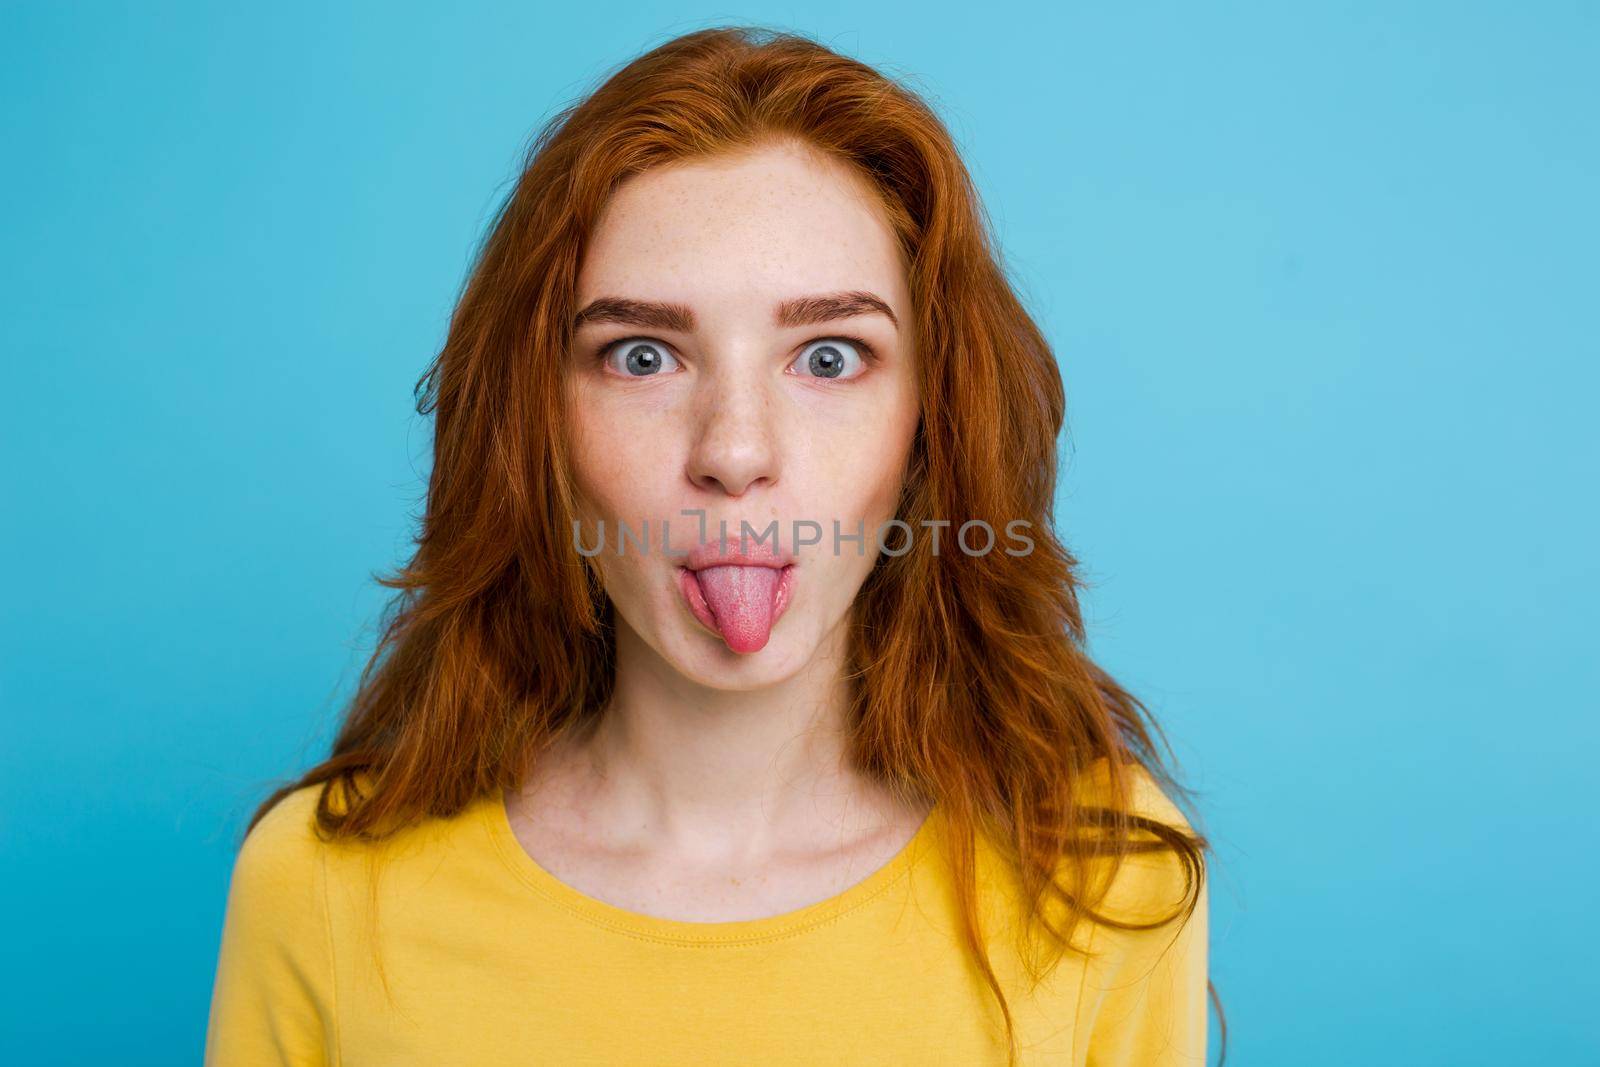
680,536 -> 796,571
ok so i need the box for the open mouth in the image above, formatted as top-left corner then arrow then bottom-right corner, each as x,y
676,563 -> 796,654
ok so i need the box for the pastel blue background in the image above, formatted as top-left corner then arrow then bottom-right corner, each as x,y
3,3 -> 1594,1063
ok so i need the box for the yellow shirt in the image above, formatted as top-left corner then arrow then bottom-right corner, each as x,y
204,761 -> 1208,1065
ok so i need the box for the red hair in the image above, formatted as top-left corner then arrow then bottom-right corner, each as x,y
246,25 -> 1225,1064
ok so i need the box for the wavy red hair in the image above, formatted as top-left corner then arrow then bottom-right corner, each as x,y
244,25 -> 1226,1065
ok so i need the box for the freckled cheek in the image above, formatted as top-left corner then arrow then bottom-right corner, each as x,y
569,399 -> 682,525
568,396 -> 627,517
808,417 -> 916,526
567,406 -> 675,605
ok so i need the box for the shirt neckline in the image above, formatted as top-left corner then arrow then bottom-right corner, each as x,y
478,788 -> 942,947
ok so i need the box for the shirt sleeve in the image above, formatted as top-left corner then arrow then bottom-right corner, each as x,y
1077,765 -> 1212,1066
1080,864 -> 1209,1066
203,786 -> 337,1066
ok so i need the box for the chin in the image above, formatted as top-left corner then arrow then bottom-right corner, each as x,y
649,618 -> 818,690
691,634 -> 814,687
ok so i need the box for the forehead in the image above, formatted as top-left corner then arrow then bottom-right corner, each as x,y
577,140 -> 909,310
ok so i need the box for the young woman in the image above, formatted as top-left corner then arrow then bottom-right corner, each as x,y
205,26 -> 1224,1067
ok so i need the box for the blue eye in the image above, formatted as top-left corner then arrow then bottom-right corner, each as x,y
604,340 -> 682,377
791,337 -> 870,381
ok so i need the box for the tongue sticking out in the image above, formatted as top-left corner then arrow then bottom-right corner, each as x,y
694,565 -> 781,653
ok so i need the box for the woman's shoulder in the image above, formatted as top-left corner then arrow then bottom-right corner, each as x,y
230,773 -> 396,878
1068,756 -> 1207,923
212,784 -> 339,1004
1065,758 -> 1212,1064
208,782 -> 345,1063
225,782 -> 335,899
1074,755 -> 1196,830
970,756 -> 1207,927
229,774 -> 503,895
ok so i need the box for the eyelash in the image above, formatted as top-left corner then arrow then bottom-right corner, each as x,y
824,334 -> 878,366
595,334 -> 880,377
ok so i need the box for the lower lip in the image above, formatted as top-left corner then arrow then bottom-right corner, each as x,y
676,564 -> 797,639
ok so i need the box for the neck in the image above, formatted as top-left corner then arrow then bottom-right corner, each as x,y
522,615 -> 913,861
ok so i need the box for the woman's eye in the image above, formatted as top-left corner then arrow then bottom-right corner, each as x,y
789,338 -> 869,381
603,339 -> 681,377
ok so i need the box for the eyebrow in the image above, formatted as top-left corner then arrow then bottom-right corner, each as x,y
572,290 -> 900,333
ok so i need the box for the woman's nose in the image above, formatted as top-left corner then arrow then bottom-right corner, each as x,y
684,374 -> 780,498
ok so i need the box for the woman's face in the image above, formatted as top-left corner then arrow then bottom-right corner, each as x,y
566,137 -> 920,686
